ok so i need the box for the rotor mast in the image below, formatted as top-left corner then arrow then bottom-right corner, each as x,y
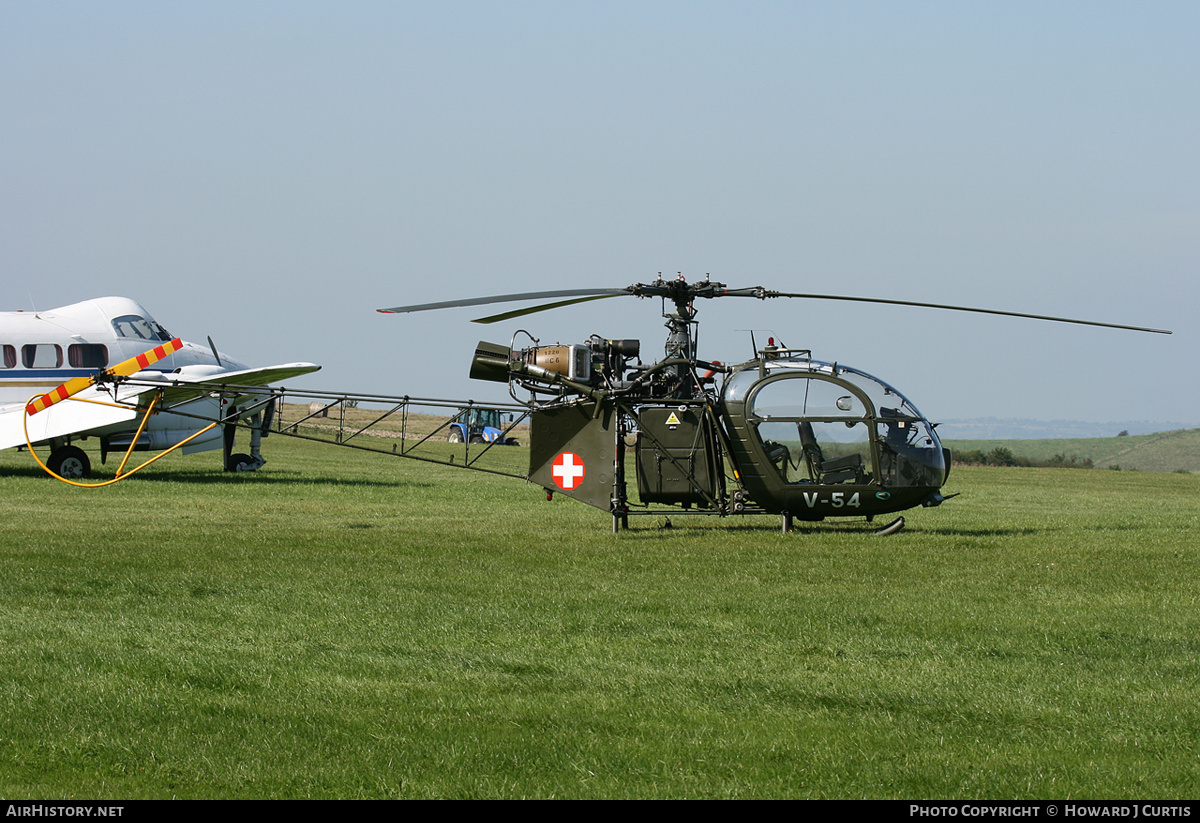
648,274 -> 712,399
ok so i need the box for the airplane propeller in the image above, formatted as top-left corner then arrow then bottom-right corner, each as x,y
25,337 -> 184,416
207,335 -> 223,367
378,279 -> 1172,334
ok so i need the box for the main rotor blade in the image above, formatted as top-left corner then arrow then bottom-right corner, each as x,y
23,375 -> 96,417
472,293 -> 627,324
377,280 -> 1171,334
763,291 -> 1172,335
377,288 -> 629,315
26,337 -> 184,416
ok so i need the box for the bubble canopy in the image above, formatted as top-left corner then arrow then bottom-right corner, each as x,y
721,356 -> 947,493
723,357 -> 930,422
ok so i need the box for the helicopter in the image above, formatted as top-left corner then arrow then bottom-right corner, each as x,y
380,275 -> 1172,535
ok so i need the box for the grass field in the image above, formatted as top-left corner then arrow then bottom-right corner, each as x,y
2,437 -> 1199,798
945,428 -> 1200,474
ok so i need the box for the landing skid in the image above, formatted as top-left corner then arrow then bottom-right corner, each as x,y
874,516 -> 905,536
781,511 -> 905,536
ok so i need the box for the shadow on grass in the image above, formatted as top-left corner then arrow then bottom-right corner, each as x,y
614,518 -> 1050,539
616,519 -> 891,537
3,464 -> 434,490
925,526 -> 1049,537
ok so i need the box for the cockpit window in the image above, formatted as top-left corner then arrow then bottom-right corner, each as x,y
757,418 -> 873,485
745,368 -> 945,488
111,315 -> 173,341
751,376 -> 868,420
750,375 -> 874,485
877,416 -> 944,487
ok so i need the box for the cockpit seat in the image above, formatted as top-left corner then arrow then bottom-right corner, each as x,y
762,440 -> 791,474
799,421 -> 864,485
818,453 -> 864,484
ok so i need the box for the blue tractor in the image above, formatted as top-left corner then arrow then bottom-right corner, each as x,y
447,407 -> 518,445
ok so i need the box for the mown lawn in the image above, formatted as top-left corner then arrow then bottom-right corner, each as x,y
2,438 -> 1198,798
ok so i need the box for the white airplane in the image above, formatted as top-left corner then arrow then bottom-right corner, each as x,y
1,296 -> 319,479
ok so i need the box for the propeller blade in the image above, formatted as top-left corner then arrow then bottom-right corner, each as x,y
763,291 -> 1172,335
378,288 -> 629,315
25,337 -> 184,416
207,335 -> 223,367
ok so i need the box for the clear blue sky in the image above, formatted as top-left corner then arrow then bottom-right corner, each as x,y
3,1 -> 1195,424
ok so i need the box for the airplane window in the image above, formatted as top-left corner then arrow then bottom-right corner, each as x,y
22,344 -> 63,369
2,345 -> 15,369
111,315 -> 172,341
68,344 -> 109,369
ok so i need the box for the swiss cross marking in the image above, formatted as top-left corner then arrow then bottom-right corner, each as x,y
552,452 -> 586,490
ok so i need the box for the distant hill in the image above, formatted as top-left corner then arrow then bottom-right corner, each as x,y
937,418 -> 1199,440
943,428 -> 1200,473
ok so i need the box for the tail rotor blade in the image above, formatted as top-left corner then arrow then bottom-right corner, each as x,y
25,337 -> 184,416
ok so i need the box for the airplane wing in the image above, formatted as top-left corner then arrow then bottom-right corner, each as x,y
186,363 -> 321,386
0,363 -> 320,452
151,363 -> 321,407
0,383 -> 144,451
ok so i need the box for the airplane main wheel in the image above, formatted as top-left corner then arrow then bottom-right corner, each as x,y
226,452 -> 253,472
48,446 -> 91,479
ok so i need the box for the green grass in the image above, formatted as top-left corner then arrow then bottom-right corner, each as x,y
2,438 -> 1199,798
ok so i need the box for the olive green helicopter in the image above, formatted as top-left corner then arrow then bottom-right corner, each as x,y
379,275 -> 1171,534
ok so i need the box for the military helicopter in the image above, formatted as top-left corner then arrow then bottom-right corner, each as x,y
379,275 -> 1171,534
